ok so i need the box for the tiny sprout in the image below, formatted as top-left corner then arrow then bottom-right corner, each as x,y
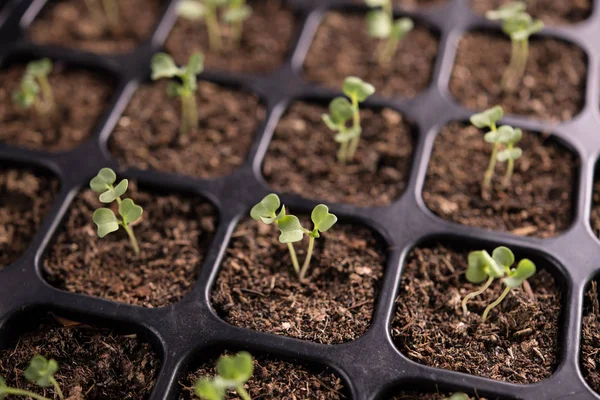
445,394 -> 470,400
151,52 -> 204,140
90,168 -> 143,256
251,194 -> 338,281
365,0 -> 414,66
0,355 -> 65,400
195,351 -> 254,400
486,1 -> 544,91
462,246 -> 536,322
322,77 -> 375,164
12,58 -> 54,116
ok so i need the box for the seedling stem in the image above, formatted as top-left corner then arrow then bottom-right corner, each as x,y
0,388 -> 51,400
482,285 -> 511,322
482,121 -> 498,191
461,275 -> 493,316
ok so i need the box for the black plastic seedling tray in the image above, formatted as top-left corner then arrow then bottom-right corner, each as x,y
1,0 -> 600,399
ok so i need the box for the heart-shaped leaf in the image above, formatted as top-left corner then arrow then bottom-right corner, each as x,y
446,393 -> 470,400
99,179 -> 128,203
466,250 -> 504,282
497,147 -> 523,162
342,77 -> 375,102
26,58 -> 52,77
24,355 -> 58,388
223,5 -> 252,22
250,194 -> 280,224
217,352 -> 253,384
328,97 -> 354,125
311,204 -> 338,233
93,208 -> 120,238
195,378 -> 225,400
391,17 -> 413,40
151,53 -> 181,80
492,246 -> 514,269
277,215 -> 305,243
496,126 -> 522,144
470,106 -> 503,129
503,258 -> 536,288
485,1 -> 525,20
365,0 -> 387,6
119,198 -> 143,224
186,52 -> 205,76
366,10 -> 391,39
90,168 -> 117,193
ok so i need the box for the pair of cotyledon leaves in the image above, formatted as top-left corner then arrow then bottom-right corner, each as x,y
466,246 -> 536,289
151,52 -> 204,98
178,0 -> 252,24
470,106 -> 523,162
0,355 -> 58,399
364,0 -> 413,41
486,1 -> 544,41
13,58 -> 53,109
195,352 -> 253,400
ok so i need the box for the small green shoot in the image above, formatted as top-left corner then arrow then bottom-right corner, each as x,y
251,194 -> 337,281
151,52 -> 204,141
322,77 -> 375,164
486,1 -> 544,91
462,246 -> 536,322
90,168 -> 143,256
0,355 -> 64,400
84,0 -> 119,29
445,394 -> 470,400
365,0 -> 414,65
195,351 -> 254,400
12,58 -> 54,116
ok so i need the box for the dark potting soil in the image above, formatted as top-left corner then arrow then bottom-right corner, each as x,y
179,353 -> 346,399
28,0 -> 163,53
0,167 -> 58,269
581,282 -> 600,394
588,180 -> 600,239
263,102 -> 414,207
450,32 -> 586,123
391,244 -> 561,383
0,63 -> 112,152
303,12 -> 439,98
109,80 -> 264,179
0,315 -> 160,400
211,218 -> 385,344
43,182 -> 217,307
470,0 -> 592,25
164,0 -> 295,74
423,122 -> 575,238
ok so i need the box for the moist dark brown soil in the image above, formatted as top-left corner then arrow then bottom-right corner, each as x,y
304,12 -> 438,98
109,80 -> 264,179
28,0 -> 162,53
392,244 -> 561,383
263,102 -> 414,207
164,0 -> 295,74
423,122 -> 575,238
179,353 -> 346,399
450,32 -> 586,122
581,282 -> 600,393
0,63 -> 112,152
43,182 -> 217,307
588,181 -> 600,239
0,167 -> 58,269
0,315 -> 160,400
470,0 -> 592,25
211,218 -> 385,344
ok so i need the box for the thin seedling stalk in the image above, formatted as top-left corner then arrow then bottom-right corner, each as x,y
482,285 -> 512,322
299,236 -> 315,281
482,122 -> 499,191
287,243 -> 300,276
205,6 -> 223,51
461,275 -> 494,316
347,94 -> 362,160
180,94 -> 198,138
503,143 -> 516,188
50,377 -> 65,400
0,388 -> 51,400
35,74 -> 54,115
236,385 -> 251,400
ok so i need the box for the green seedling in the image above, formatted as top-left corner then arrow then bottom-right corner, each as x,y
445,394 -> 470,400
84,0 -> 119,29
251,194 -> 338,281
195,351 -> 254,400
178,0 -> 252,51
151,52 -> 204,141
486,1 -> 544,91
0,355 -> 65,400
12,58 -> 54,116
365,0 -> 414,65
462,246 -> 536,322
322,77 -> 375,164
495,125 -> 522,188
90,168 -> 143,256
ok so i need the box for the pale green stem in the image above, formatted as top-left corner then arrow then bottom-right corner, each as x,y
482,123 -> 498,193
502,143 -> 515,188
481,286 -> 512,322
121,222 -> 140,256
461,275 -> 494,316
286,243 -> 300,276
180,94 -> 197,138
236,385 -> 251,400
347,94 -> 361,160
36,75 -> 54,114
299,236 -> 315,282
337,140 -> 349,164
516,39 -> 529,86
50,377 -> 65,400
378,35 -> 399,66
205,6 -> 222,51
502,38 -> 519,90
0,387 -> 51,400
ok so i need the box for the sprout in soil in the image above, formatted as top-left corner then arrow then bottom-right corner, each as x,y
195,351 -> 254,400
12,58 -> 54,116
486,1 -> 544,91
462,246 -> 536,322
151,52 -> 204,141
178,0 -> 252,51
251,194 -> 338,281
84,0 -> 119,29
0,355 -> 65,400
445,394 -> 470,400
365,0 -> 414,66
90,168 -> 143,256
322,77 -> 375,164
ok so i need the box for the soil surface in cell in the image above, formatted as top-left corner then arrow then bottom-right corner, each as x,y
304,12 -> 438,98
423,122 -> 575,238
470,0 -> 592,25
180,353 -> 346,399
0,167 -> 58,269
165,0 -> 295,73
212,218 -> 385,344
450,32 -> 586,122
44,182 -> 216,307
0,315 -> 160,400
587,180 -> 600,239
0,63 -> 112,152
392,244 -> 561,383
264,102 -> 413,207
28,0 -> 163,53
581,282 -> 600,394
109,80 -> 263,179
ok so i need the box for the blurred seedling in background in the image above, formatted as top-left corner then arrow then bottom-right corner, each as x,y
486,1 -> 544,91
462,246 -> 536,322
251,194 -> 338,281
90,168 -> 143,256
151,52 -> 204,143
445,394 -> 470,400
178,0 -> 252,51
85,0 -> 119,30
12,58 -> 54,116
365,0 -> 414,66
0,355 -> 64,400
195,351 -> 254,400
322,77 -> 375,164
